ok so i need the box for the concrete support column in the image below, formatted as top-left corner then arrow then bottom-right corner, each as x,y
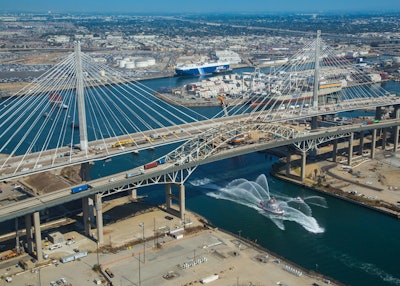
393,125 -> 399,152
332,139 -> 338,162
311,116 -> 318,130
179,184 -> 186,221
359,131 -> 365,155
382,128 -> 387,150
95,194 -> 103,244
165,183 -> 185,220
375,106 -> 382,120
301,151 -> 307,182
80,162 -> 91,182
392,105 -> 400,152
286,150 -> 291,176
391,105 -> 400,119
348,132 -> 354,166
371,129 -> 377,159
128,189 -> 137,200
15,218 -> 20,253
165,184 -> 172,210
82,197 -> 91,237
25,214 -> 33,254
33,212 -> 43,262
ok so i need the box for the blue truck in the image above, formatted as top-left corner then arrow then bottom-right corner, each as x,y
71,184 -> 90,194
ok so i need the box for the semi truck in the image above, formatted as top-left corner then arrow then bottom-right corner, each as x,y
125,168 -> 145,178
71,184 -> 91,194
144,158 -> 166,170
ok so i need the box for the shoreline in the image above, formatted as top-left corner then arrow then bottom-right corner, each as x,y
268,150 -> 400,219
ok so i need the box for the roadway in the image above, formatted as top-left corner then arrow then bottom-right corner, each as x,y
0,117 -> 399,223
1,94 -> 400,181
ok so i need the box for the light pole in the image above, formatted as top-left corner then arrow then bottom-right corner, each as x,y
238,230 -> 242,251
139,222 -> 145,263
96,241 -> 100,267
37,267 -> 41,286
138,252 -> 141,286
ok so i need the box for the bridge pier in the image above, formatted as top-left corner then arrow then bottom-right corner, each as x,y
332,139 -> 338,162
311,117 -> 318,130
128,189 -> 137,200
285,149 -> 291,176
25,214 -> 34,254
347,132 -> 354,166
382,128 -> 388,150
393,126 -> 399,152
371,129 -> 377,159
82,197 -> 91,237
95,194 -> 104,244
375,106 -> 383,120
359,131 -> 365,155
80,162 -> 91,181
166,184 -> 172,210
165,183 -> 186,220
33,212 -> 43,262
392,105 -> 400,152
301,151 -> 307,182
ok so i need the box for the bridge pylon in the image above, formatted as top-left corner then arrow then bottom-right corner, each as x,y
75,41 -> 89,151
312,30 -> 321,110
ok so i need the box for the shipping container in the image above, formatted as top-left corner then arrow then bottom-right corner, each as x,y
60,251 -> 87,263
144,161 -> 158,170
157,158 -> 166,165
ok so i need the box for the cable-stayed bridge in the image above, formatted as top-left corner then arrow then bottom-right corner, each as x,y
1,31 -> 399,181
1,31 -> 400,254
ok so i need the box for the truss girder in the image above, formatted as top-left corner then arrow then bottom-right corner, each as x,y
293,131 -> 352,152
99,116 -> 400,199
99,166 -> 196,198
164,121 -> 304,166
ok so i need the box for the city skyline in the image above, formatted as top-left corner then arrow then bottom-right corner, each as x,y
2,0 -> 400,14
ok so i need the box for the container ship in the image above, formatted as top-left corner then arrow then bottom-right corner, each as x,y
175,61 -> 230,76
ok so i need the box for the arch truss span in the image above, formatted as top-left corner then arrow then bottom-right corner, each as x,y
97,166 -> 197,198
293,130 -> 353,152
163,120 -> 305,167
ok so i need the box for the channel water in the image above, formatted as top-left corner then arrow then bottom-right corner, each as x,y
91,149 -> 400,286
88,72 -> 400,285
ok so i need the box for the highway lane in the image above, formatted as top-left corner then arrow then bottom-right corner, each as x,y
1,94 -> 399,181
1,118 -> 400,223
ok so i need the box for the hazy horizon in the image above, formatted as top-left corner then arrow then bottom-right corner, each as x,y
2,0 -> 400,14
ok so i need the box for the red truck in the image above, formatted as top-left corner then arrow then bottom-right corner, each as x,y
144,161 -> 158,170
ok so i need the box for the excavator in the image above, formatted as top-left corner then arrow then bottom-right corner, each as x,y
217,95 -> 228,116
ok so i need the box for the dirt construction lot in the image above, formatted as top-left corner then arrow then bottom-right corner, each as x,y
0,200 -> 333,286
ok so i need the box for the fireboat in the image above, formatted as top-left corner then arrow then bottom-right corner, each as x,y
258,198 -> 285,215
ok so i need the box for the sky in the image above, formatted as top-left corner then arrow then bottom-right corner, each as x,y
2,0 -> 400,14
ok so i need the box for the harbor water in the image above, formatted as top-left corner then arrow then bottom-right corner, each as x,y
89,73 -> 400,286
91,148 -> 400,286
